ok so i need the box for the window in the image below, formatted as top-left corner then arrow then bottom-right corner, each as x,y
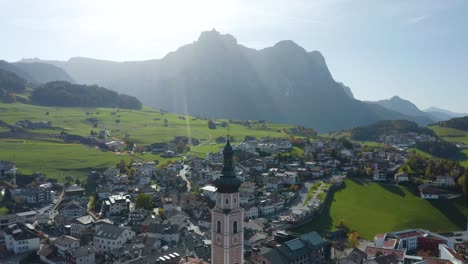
234,198 -> 237,204
217,221 -> 221,233
226,198 -> 229,205
233,221 -> 238,233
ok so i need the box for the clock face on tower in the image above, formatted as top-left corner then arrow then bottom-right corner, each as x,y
232,234 -> 239,245
216,234 -> 222,245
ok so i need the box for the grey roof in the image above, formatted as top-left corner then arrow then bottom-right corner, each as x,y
4,223 -> 38,241
70,246 -> 96,258
74,215 -> 94,225
300,231 -> 326,247
54,235 -> 80,247
95,225 -> 128,240
148,223 -> 179,234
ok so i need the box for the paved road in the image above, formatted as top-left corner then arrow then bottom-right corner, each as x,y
179,165 -> 191,192
289,180 -> 315,213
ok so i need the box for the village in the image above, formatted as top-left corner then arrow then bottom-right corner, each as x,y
0,131 -> 467,264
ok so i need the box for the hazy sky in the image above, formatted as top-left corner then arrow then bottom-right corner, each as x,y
1,0 -> 467,112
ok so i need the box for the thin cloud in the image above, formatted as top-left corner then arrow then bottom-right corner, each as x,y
407,15 -> 429,24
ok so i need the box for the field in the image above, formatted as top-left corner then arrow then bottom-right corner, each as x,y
0,102 -> 293,180
295,180 -> 468,239
430,125 -> 468,166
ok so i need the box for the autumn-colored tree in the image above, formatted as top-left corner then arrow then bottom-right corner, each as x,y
348,232 -> 360,248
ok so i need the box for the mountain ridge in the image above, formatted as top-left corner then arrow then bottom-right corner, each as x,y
16,29 -> 432,132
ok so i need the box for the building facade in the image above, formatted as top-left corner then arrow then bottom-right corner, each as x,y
211,139 -> 244,264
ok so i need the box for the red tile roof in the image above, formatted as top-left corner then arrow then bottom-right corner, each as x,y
365,246 -> 405,261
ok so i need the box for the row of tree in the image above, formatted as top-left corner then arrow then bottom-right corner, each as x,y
31,81 -> 142,109
439,116 -> 468,132
350,120 -> 435,141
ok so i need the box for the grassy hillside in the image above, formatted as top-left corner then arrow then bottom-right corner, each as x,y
0,102 -> 293,180
295,180 -> 468,239
430,125 -> 468,166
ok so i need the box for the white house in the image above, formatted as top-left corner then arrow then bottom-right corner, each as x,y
373,171 -> 387,181
4,223 -> 40,254
394,172 -> 409,183
58,201 -> 87,218
71,215 -> 95,237
439,244 -> 464,264
101,194 -> 130,218
436,176 -> 455,187
244,205 -> 259,220
394,230 -> 421,251
259,200 -> 275,216
419,183 -> 442,199
54,234 -> 80,253
93,225 -> 135,253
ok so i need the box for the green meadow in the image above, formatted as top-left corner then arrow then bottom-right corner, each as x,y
0,102 -> 293,180
295,180 -> 468,239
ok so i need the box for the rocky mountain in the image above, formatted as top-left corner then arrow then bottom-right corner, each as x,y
0,60 -> 74,84
424,106 -> 467,121
18,30 -> 429,132
337,82 -> 354,99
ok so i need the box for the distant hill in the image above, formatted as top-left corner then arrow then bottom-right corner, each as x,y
350,119 -> 435,141
31,81 -> 142,109
424,107 -> 467,121
0,60 -> 74,84
369,96 -> 435,124
13,62 -> 75,84
438,116 -> 468,131
19,29 -> 431,132
0,68 -> 27,102
0,60 -> 33,82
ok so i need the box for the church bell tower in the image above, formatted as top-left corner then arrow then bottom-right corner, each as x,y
211,138 -> 244,264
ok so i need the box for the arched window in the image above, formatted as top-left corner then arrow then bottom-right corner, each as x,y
217,221 -> 221,233
233,221 -> 238,234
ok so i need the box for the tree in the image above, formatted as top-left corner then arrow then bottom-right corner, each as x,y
116,159 -> 129,174
158,208 -> 165,217
460,173 -> 468,202
208,120 -> 216,129
3,188 -> 13,204
348,232 -> 360,248
88,196 -> 95,212
163,119 -> 168,127
0,207 -> 9,215
135,193 -> 152,210
176,139 -> 186,153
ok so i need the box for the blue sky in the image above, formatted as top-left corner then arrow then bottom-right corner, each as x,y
1,0 -> 467,112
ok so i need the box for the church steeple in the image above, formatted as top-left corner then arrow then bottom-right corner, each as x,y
211,134 -> 244,264
214,137 -> 241,193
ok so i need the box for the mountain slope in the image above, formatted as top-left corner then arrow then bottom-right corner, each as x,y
0,60 -> 33,82
13,62 -> 75,84
370,96 -> 434,124
18,30 -> 428,132
424,106 -> 467,121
